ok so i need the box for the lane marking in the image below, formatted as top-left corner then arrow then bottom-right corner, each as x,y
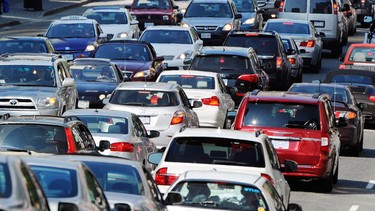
366,180 -> 375,189
349,205 -> 359,211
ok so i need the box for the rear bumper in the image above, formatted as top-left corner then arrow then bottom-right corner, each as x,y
338,124 -> 358,148
281,155 -> 331,179
148,124 -> 182,149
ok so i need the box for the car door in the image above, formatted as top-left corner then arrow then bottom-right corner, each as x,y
217,74 -> 235,112
83,166 -> 111,210
132,115 -> 153,162
178,88 -> 200,127
142,167 -> 167,211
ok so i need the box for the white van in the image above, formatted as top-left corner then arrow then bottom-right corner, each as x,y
277,0 -> 347,57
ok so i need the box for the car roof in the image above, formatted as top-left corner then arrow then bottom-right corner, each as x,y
199,46 -> 252,56
348,43 -> 375,48
51,154 -> 141,166
0,53 -> 61,65
158,70 -> 218,77
246,91 -> 324,104
191,0 -> 230,4
266,18 -> 310,24
0,36 -> 50,41
71,58 -> 112,65
290,82 -> 348,90
116,81 -> 180,91
143,25 -> 191,31
51,15 -> 96,24
178,170 -> 262,184
63,109 -> 134,118
1,115 -> 73,126
84,6 -> 127,12
20,155 -> 83,170
228,30 -> 278,37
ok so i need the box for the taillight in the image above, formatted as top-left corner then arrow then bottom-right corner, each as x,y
155,167 -> 178,185
201,96 -> 220,106
276,57 -> 282,69
171,110 -> 185,125
238,74 -> 258,83
300,40 -> 315,47
288,58 -> 296,64
333,3 -> 337,14
338,64 -> 346,69
278,1 -> 284,12
369,95 -> 375,102
334,111 -> 356,119
261,173 -> 274,184
321,136 -> 330,155
65,128 -> 77,153
110,142 -> 134,152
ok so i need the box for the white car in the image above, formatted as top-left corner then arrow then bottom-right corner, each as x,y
147,128 -> 297,208
164,170 -> 302,211
83,6 -> 140,40
62,109 -> 159,171
138,25 -> 203,70
156,70 -> 235,128
103,82 -> 201,149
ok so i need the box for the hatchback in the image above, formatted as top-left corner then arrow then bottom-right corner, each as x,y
338,43 -> 375,71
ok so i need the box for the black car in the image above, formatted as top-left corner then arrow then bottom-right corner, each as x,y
324,69 -> 375,128
0,36 -> 56,54
234,0 -> 264,31
223,30 -> 292,90
90,40 -> 164,81
69,58 -> 126,109
188,46 -> 269,106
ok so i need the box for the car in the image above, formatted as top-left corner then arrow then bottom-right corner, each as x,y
263,19 -> 323,73
125,0 -> 180,31
188,46 -> 269,106
0,36 -> 56,54
233,91 -> 345,192
138,25 -> 203,70
234,0 -> 264,31
0,53 -> 77,116
276,0 -> 348,57
281,38 -> 304,83
62,109 -> 159,171
69,58 -> 126,109
324,69 -> 375,127
340,0 -> 357,35
352,0 -> 375,27
83,6 -> 140,40
164,170 -> 302,211
147,128 -> 297,208
43,15 -> 107,61
288,83 -> 366,156
338,43 -> 375,71
0,155 -> 51,211
177,0 -> 242,46
103,82 -> 200,149
223,31 -> 292,90
21,156 -> 111,211
0,115 -> 109,154
91,40 -> 165,81
258,0 -> 279,21
156,70 -> 235,128
54,154 -> 168,211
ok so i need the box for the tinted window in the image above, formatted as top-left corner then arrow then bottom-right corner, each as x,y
165,137 -> 265,167
185,3 -> 233,18
94,44 -> 151,61
85,12 -> 128,25
289,86 -> 351,104
235,0 -> 255,12
70,64 -> 119,82
0,65 -> 56,87
243,102 -> 320,130
0,41 -> 48,54
132,0 -> 171,9
158,75 -> 215,89
191,55 -> 254,74
74,115 -> 129,134
330,75 -> 373,85
110,90 -> 179,107
310,0 -> 332,14
0,164 -> 11,198
283,0 -> 307,13
265,22 -> 310,34
46,23 -> 95,38
225,36 -> 278,55
140,30 -> 192,44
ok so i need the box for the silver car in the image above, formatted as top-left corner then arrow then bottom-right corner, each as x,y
103,82 -> 201,149
264,18 -> 323,73
281,38 -> 304,83
63,109 -> 159,171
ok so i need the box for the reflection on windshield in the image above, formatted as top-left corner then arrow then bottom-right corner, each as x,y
185,3 -> 233,18
0,65 -> 56,87
94,45 -> 151,61
71,64 -> 118,82
46,23 -> 95,38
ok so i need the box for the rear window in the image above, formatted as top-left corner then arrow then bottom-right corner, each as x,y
191,55 -> 254,74
225,36 -> 278,55
243,102 -> 321,130
140,30 -> 192,44
165,137 -> 265,167
73,115 -> 129,134
348,48 -> 375,63
330,75 -> 373,85
70,64 -> 119,82
310,0 -> 333,14
283,0 -> 307,13
84,12 -> 128,25
110,90 -> 179,107
289,86 -> 351,104
265,22 -> 310,34
0,41 -> 48,54
158,75 -> 215,89
94,44 -> 151,61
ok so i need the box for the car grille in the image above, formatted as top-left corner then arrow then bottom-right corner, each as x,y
56,50 -> 82,54
194,26 -> 218,31
163,55 -> 174,60
0,98 -> 36,110
136,14 -> 164,20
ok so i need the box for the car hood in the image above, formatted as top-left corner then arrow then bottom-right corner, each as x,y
100,25 -> 131,36
49,37 -> 95,51
151,43 -> 193,57
76,81 -> 118,94
0,86 -> 57,98
112,60 -> 152,72
131,9 -> 172,15
183,17 -> 233,26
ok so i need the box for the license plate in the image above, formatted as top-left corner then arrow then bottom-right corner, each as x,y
144,22 -> 154,28
62,54 -> 73,61
78,100 -> 90,109
223,79 -> 228,86
312,21 -> 325,28
201,33 -> 211,39
139,116 -> 150,125
272,140 -> 289,149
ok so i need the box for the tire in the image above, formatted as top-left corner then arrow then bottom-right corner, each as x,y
350,137 -> 361,157
333,160 -> 339,184
320,168 -> 334,193
311,55 -> 321,73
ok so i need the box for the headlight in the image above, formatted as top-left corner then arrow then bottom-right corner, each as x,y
85,44 -> 95,51
37,97 -> 59,108
131,15 -> 137,20
222,23 -> 233,31
177,50 -> 192,60
243,18 -> 255,24
99,94 -> 111,100
117,32 -> 128,38
133,70 -> 150,78
181,22 -> 189,28
163,15 -> 169,20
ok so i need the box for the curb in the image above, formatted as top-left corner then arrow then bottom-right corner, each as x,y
43,0 -> 96,16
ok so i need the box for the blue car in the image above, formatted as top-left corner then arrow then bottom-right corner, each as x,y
44,16 -> 108,61
234,0 -> 264,31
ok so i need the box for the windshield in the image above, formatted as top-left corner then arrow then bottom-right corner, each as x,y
94,44 -> 151,61
132,0 -> 171,9
191,55 -> 254,74
46,23 -> 95,38
158,75 -> 215,89
289,86 -> 352,104
234,0 -> 255,12
110,90 -> 179,107
0,41 -> 48,54
74,115 -> 128,134
70,64 -> 119,82
0,65 -> 56,87
140,30 -> 192,44
85,12 -> 128,25
185,3 -> 233,18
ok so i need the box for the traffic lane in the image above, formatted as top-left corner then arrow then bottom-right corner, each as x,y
288,129 -> 375,211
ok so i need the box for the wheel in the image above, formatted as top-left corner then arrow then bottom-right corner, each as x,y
333,160 -> 339,184
320,168 -> 334,193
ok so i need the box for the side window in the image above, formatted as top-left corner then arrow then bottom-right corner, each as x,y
264,139 -> 281,170
284,0 -> 307,13
262,181 -> 284,211
83,166 -> 107,209
133,116 -> 147,137
20,162 -> 45,209
143,167 -> 164,203
323,100 -> 335,128
179,89 -> 191,107
71,124 -> 96,150
216,76 -> 226,93
310,0 -> 333,14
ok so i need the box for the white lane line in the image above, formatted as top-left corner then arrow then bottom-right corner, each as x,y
366,180 -> 375,189
349,205 -> 359,211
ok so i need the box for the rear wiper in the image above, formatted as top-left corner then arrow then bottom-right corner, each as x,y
220,67 -> 234,71
5,148 -> 32,155
212,159 -> 249,166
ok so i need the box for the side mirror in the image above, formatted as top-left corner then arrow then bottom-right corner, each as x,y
257,8 -> 265,13
183,58 -> 193,65
102,98 -> 109,105
58,202 -> 79,211
319,32 -> 325,37
98,140 -> 111,152
148,130 -> 160,138
299,49 -> 306,54
125,5 -> 131,9
346,11 -> 353,17
235,14 -> 242,19
358,102 -> 368,110
338,56 -> 344,62
131,19 -> 139,25
37,34 -> 44,37
148,152 -> 163,165
288,203 -> 303,211
226,86 -> 238,95
335,117 -> 348,127
173,5 -> 179,9
274,0 -> 281,8
342,4 -> 350,11
192,100 -> 202,108
196,39 -> 203,45
286,49 -> 296,55
176,13 -> 183,23
165,192 -> 183,205
283,159 -> 298,172
62,78 -> 75,87
114,203 -> 132,211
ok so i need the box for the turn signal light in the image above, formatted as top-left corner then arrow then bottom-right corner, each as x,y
171,111 -> 185,125
110,142 -> 134,152
288,58 -> 296,64
202,96 -> 220,106
278,1 -> 284,12
238,74 -> 258,83
155,167 -> 179,185
300,40 -> 315,47
335,111 -> 356,119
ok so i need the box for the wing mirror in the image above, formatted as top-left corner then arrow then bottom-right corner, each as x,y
148,130 -> 160,138
98,140 -> 111,152
148,152 -> 163,165
165,192 -> 183,205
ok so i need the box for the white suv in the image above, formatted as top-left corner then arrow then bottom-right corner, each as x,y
147,128 -> 298,208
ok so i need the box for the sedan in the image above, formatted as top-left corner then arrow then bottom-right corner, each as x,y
282,38 -> 304,83
63,109 -> 159,171
156,70 -> 235,128
139,25 -> 203,70
234,0 -> 263,31
338,43 -> 375,70
0,36 -> 56,54
263,19 -> 324,72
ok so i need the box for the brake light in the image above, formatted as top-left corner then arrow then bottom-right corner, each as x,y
338,64 -> 346,69
334,111 -> 356,119
238,74 -> 258,83
333,3 -> 337,14
369,95 -> 375,102
288,58 -> 296,64
361,0 -> 365,5
321,136 -> 330,155
276,57 -> 282,69
245,33 -> 259,36
155,167 -> 179,185
261,173 -> 274,184
300,40 -> 315,47
181,75 -> 194,78
278,1 -> 284,12
171,110 -> 185,124
65,128 -> 77,153
201,96 -> 220,106
110,142 -> 134,152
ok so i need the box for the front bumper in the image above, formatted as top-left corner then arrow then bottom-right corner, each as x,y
0,108 -> 60,116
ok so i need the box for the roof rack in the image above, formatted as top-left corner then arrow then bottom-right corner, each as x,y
250,89 -> 260,95
64,115 -> 82,123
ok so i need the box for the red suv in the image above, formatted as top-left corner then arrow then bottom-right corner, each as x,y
233,90 -> 346,192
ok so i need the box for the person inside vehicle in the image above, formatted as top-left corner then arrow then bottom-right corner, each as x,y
97,67 -> 113,80
241,187 -> 261,210
185,183 -> 211,203
33,69 -> 52,85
